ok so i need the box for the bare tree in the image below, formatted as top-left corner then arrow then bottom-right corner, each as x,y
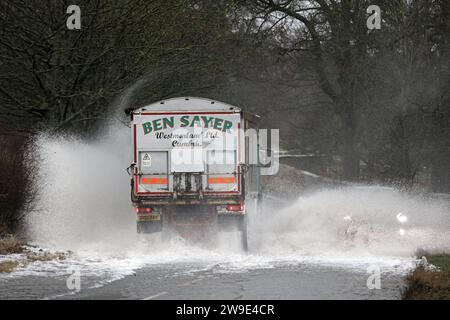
0,0 -> 241,135
243,0 -> 381,181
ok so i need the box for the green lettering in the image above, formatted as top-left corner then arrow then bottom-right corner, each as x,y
163,117 -> 174,129
190,115 -> 201,127
180,115 -> 189,127
142,122 -> 152,134
201,116 -> 213,128
153,119 -> 162,131
222,120 -> 233,132
213,118 -> 224,130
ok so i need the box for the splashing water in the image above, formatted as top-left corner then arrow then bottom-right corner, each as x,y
21,123 -> 450,282
26,126 -> 134,253
252,187 -> 450,259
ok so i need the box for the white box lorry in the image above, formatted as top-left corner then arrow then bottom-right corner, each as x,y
127,97 -> 262,250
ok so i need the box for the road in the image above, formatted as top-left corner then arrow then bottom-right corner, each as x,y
0,245 -> 410,300
4,185 -> 448,300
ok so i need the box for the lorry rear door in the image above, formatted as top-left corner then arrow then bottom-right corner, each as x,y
137,151 -> 169,193
206,149 -> 238,192
133,111 -> 241,196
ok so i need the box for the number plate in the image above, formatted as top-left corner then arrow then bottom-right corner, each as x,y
138,214 -> 161,222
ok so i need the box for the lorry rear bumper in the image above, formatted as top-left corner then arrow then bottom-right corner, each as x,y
135,203 -> 248,250
133,195 -> 243,206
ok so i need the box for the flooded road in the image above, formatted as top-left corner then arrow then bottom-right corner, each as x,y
2,183 -> 447,300
0,242 -> 410,300
2,131 -> 447,300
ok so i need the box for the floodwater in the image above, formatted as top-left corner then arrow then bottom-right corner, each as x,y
1,127 -> 449,300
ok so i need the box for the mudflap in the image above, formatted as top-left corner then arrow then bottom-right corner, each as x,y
136,219 -> 162,234
160,205 -> 216,243
218,214 -> 248,252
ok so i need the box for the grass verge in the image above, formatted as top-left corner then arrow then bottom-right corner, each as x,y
0,235 -> 24,255
403,252 -> 450,300
0,260 -> 20,273
1,235 -> 69,273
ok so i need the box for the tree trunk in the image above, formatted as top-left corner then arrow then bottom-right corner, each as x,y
431,0 -> 450,193
431,146 -> 450,193
387,115 -> 415,187
431,108 -> 450,193
340,105 -> 360,181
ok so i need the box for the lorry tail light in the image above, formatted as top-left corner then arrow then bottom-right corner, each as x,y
135,207 -> 152,214
226,204 -> 245,212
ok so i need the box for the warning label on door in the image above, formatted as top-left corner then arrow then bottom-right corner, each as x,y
142,153 -> 152,166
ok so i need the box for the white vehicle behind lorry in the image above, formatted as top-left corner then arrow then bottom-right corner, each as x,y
127,97 -> 262,250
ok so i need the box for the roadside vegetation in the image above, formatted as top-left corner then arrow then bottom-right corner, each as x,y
0,135 -> 35,238
0,242 -> 70,273
403,252 -> 450,300
0,261 -> 20,273
0,235 -> 24,255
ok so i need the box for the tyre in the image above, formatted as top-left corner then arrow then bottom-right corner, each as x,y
217,214 -> 248,251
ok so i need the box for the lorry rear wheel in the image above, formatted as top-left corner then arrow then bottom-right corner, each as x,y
217,214 -> 248,251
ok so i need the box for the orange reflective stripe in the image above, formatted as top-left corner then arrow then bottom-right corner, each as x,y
141,177 -> 168,185
208,177 -> 236,184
